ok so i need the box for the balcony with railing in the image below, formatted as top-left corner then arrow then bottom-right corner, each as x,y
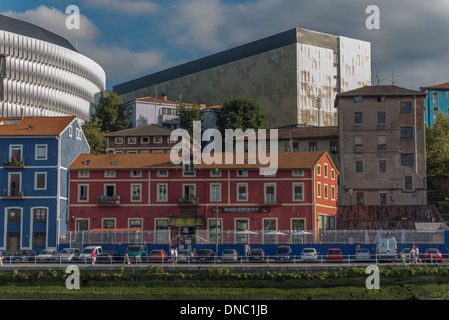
177,195 -> 200,206
259,194 -> 283,206
3,157 -> 26,169
97,195 -> 121,206
3,188 -> 25,199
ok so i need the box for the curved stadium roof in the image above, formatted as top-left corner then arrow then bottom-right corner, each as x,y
0,14 -> 77,52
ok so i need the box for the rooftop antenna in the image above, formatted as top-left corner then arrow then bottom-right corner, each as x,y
374,71 -> 381,86
391,70 -> 398,86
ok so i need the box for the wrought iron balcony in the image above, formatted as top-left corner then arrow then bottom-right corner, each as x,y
97,195 -> 121,206
177,195 -> 200,206
259,195 -> 283,206
3,157 -> 26,169
3,188 -> 25,199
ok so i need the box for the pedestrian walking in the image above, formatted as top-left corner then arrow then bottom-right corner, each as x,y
91,249 -> 96,266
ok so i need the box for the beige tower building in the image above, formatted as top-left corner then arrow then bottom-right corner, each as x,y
114,28 -> 371,128
336,85 -> 427,206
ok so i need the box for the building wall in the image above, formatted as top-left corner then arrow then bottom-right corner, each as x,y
338,95 -> 427,206
68,155 -> 338,236
423,88 -> 449,126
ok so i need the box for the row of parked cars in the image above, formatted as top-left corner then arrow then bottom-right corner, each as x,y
1,245 -> 446,264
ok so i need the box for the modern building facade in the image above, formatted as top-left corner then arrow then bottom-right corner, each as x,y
420,81 -> 449,126
0,14 -> 106,121
336,85 -> 427,206
0,116 -> 90,253
114,28 -> 371,128
68,151 -> 338,244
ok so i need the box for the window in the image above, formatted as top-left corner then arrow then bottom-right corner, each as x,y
317,165 -> 321,176
354,135 -> 363,147
377,111 -> 386,124
380,193 -> 387,205
324,164 -> 328,177
131,184 -> 141,201
330,141 -> 338,153
237,170 -> 247,177
324,184 -> 328,199
104,185 -> 116,197
355,160 -> 363,173
157,184 -> 168,201
128,107 -> 133,115
378,160 -> 387,173
378,135 -> 386,148
78,185 -> 88,201
35,172 -> 46,190
69,126 -> 73,137
128,137 -> 137,144
78,170 -> 89,177
131,170 -> 142,177
237,184 -> 248,201
211,169 -> 221,177
183,185 -> 196,200
7,208 -> 21,223
292,169 -> 304,176
317,182 -> 321,198
105,170 -> 116,177
210,184 -> 221,202
401,154 -> 414,166
33,208 -> 47,223
331,186 -> 336,201
331,169 -> 335,180
114,137 -> 123,144
129,219 -> 142,229
405,176 -> 413,190
158,170 -> 168,177
293,183 -> 304,201
377,96 -> 386,102
432,91 -> 439,104
354,112 -> 363,124
153,136 -> 162,143
309,142 -> 317,151
103,219 -> 115,229
141,137 -> 149,144
354,96 -> 363,103
356,192 -> 364,205
9,145 -> 22,162
433,107 -> 439,119
35,145 -> 47,160
264,184 -> 276,203
183,163 -> 195,176
400,102 -> 412,113
400,127 -> 413,138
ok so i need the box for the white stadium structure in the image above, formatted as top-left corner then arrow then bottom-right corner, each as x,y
0,14 -> 105,121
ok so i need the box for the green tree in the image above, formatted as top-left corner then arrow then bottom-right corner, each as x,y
177,102 -> 201,136
217,97 -> 266,135
82,117 -> 107,154
426,112 -> 449,193
93,91 -> 130,133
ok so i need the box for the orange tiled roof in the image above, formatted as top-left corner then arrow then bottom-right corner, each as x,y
0,116 -> 77,136
69,151 -> 330,171
337,85 -> 425,97
420,81 -> 449,90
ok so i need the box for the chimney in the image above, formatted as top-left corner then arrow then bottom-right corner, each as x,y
161,94 -> 167,101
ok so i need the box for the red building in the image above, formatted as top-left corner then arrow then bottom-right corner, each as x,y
68,151 -> 338,244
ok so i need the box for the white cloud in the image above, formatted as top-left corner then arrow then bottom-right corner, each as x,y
81,0 -> 159,16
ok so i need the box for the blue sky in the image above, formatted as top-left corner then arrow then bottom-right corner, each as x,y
2,0 -> 449,91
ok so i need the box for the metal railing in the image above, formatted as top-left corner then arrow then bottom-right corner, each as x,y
59,229 -> 445,246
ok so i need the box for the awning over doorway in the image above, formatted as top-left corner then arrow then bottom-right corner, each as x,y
168,216 -> 204,227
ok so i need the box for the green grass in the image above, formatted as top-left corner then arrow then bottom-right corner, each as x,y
1,267 -> 449,300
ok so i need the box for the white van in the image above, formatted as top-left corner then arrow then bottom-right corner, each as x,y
78,246 -> 102,262
376,237 -> 397,261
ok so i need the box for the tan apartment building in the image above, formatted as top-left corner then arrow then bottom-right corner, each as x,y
336,85 -> 427,206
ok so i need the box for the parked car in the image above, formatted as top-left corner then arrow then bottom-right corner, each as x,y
195,249 -> 215,262
275,245 -> 293,262
326,248 -> 343,261
300,248 -> 319,262
36,249 -> 58,262
13,250 -> 37,262
400,248 -> 412,263
221,249 -> 239,262
97,250 -> 123,263
354,248 -> 371,262
77,246 -> 103,263
177,249 -> 194,263
125,245 -> 148,262
248,248 -> 266,262
148,249 -> 168,262
424,248 -> 443,262
53,248 -> 80,262
0,250 -> 14,263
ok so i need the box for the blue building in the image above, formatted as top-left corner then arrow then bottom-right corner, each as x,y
0,116 -> 90,253
421,81 -> 449,126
